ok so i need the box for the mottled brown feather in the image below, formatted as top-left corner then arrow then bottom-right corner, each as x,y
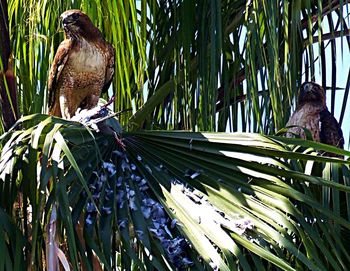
286,82 -> 344,156
48,39 -> 73,111
320,109 -> 344,150
47,10 -> 115,119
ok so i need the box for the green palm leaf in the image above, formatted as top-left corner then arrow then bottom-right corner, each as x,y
1,117 -> 350,270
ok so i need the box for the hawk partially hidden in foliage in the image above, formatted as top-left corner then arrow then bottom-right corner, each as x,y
286,82 -> 344,156
48,10 -> 115,119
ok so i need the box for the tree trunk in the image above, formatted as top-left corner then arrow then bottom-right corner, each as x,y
0,0 -> 18,131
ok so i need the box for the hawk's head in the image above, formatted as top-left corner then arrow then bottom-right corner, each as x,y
60,10 -> 102,41
298,82 -> 326,107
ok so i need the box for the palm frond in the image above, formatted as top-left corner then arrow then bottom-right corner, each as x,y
1,119 -> 350,269
125,131 -> 350,270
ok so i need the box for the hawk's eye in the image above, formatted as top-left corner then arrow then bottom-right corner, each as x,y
303,84 -> 311,93
72,13 -> 80,21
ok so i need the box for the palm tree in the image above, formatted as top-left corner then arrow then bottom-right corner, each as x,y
1,0 -> 350,270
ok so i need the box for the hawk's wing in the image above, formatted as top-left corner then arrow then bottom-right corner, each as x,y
320,109 -> 344,149
48,39 -> 73,110
101,43 -> 115,93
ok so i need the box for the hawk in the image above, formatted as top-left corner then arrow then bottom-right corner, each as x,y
48,10 -> 115,119
286,82 -> 344,156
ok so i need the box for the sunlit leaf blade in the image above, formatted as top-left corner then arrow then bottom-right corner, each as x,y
125,131 -> 350,270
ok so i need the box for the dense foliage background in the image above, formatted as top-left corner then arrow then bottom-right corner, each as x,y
0,0 -> 350,270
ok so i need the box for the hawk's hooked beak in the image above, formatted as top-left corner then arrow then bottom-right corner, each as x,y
61,16 -> 70,27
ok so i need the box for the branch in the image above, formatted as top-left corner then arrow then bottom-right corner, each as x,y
309,29 -> 350,44
216,1 -> 349,112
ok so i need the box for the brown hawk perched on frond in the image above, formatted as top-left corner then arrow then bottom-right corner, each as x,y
286,82 -> 344,156
48,10 -> 115,119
